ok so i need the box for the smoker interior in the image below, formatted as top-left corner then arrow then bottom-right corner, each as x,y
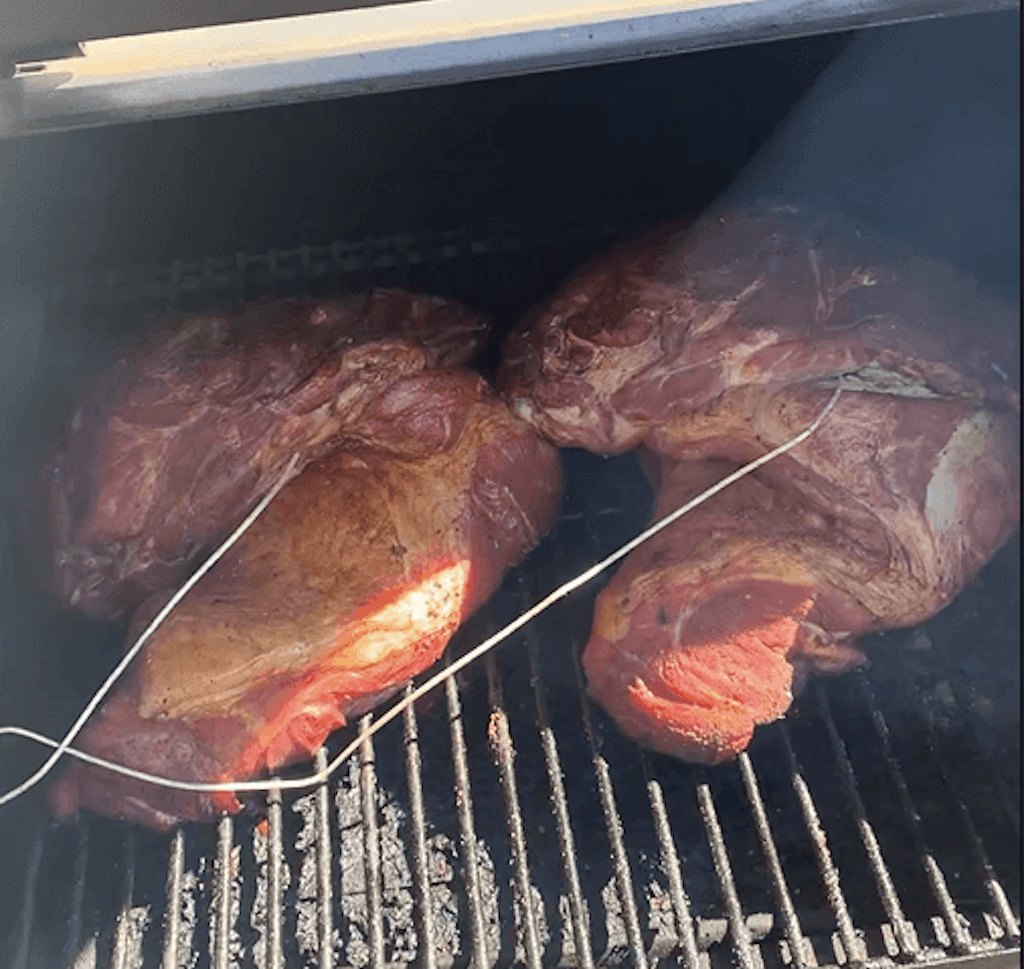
0,12 -> 1020,969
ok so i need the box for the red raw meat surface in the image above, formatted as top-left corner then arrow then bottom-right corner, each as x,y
40,289 -> 491,620
499,205 -> 1020,763
49,371 -> 561,830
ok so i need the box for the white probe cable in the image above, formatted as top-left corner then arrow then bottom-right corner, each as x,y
0,453 -> 302,807
0,388 -> 842,804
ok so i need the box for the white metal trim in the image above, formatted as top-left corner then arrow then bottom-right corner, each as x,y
1,0 -> 1018,137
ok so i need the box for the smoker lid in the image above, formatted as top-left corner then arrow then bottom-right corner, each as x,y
0,0 -> 416,66
1,0 -> 1019,138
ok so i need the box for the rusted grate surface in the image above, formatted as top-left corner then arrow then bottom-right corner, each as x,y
3,228 -> 1020,969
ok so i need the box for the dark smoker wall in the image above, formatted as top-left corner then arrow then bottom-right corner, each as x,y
0,30 -> 854,287
723,11 -> 1021,304
0,13 -> 1018,292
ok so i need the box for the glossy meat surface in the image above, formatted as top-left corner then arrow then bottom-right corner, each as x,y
49,372 -> 561,830
42,289 -> 491,619
500,205 -> 1021,763
500,207 -> 1018,453
586,387 -> 1019,762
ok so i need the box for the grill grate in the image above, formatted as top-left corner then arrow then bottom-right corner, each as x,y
526,631 -> 595,969
3,224 -> 1020,969
9,595 -> 1022,968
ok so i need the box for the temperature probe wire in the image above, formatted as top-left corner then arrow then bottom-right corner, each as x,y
0,453 -> 302,808
0,388 -> 843,805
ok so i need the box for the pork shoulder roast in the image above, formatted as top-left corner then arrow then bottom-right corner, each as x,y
499,205 -> 1020,763
41,289 -> 491,620
49,369 -> 561,830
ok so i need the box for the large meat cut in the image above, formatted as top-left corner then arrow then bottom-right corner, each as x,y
499,205 -> 1020,763
41,289 -> 491,620
49,369 -> 561,830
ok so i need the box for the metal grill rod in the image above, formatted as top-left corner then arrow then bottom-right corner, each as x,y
813,685 -> 922,961
855,673 -> 975,956
162,828 -> 185,969
696,777 -> 759,969
314,746 -> 335,969
737,750 -> 813,969
571,639 -> 649,969
526,631 -> 596,969
640,754 -> 702,969
401,683 -> 439,969
779,723 -> 867,967
111,827 -> 139,969
444,663 -> 492,969
213,816 -> 234,969
266,784 -> 285,969
484,652 -> 545,969
358,713 -> 387,969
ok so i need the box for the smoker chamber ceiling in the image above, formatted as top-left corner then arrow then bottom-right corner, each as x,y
1,228 -> 1020,969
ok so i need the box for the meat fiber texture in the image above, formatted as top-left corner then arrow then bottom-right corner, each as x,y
499,204 -> 1020,764
41,289 -> 491,620
49,370 -> 562,830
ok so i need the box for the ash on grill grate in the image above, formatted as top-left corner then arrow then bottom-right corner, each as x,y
5,463 -> 1021,969
2,225 -> 1019,969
